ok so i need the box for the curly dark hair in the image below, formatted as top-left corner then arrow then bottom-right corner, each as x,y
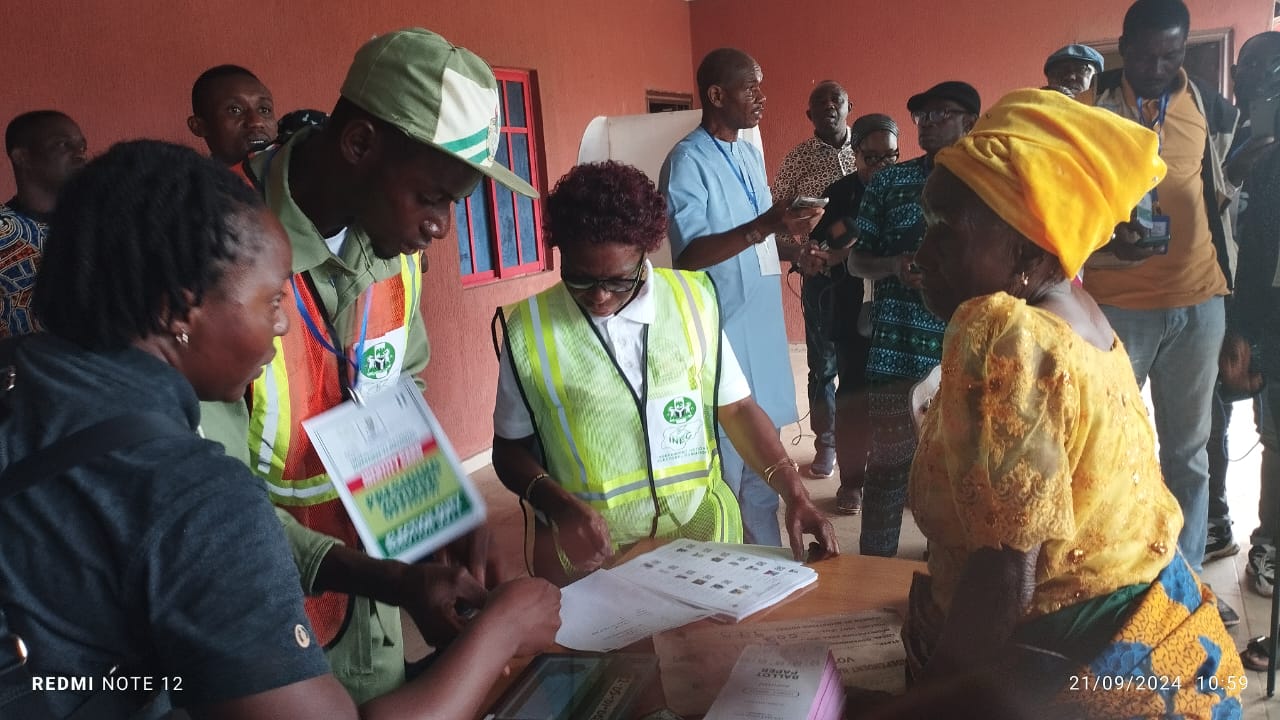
544,161 -> 666,254
34,139 -> 265,350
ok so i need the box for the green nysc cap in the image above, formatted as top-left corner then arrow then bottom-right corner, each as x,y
341,27 -> 537,198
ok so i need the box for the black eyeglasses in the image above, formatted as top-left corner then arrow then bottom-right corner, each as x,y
859,149 -> 899,166
562,258 -> 646,294
911,109 -> 966,126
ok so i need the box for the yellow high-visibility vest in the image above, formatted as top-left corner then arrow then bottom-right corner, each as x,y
501,267 -> 742,548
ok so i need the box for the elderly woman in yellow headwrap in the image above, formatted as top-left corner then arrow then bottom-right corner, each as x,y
903,89 -> 1244,718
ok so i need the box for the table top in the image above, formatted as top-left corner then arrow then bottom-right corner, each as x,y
741,549 -> 925,622
478,546 -> 925,719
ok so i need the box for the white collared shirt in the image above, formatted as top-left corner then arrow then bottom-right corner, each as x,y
493,261 -> 751,439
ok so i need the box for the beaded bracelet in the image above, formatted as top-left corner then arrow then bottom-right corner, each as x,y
762,458 -> 799,492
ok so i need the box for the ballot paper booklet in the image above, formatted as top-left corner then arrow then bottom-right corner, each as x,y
705,643 -> 844,720
609,539 -> 817,622
555,540 -> 819,654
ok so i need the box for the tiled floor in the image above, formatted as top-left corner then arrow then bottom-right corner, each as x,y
436,345 -> 1276,716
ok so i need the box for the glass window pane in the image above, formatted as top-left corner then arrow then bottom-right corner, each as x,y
506,134 -> 538,264
470,187 -> 494,274
454,200 -> 472,275
510,133 -> 532,182
504,81 -> 527,128
496,186 -> 518,268
517,196 -> 537,264
496,132 -> 510,167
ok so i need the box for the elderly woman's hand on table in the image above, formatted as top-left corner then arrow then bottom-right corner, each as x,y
778,475 -> 841,562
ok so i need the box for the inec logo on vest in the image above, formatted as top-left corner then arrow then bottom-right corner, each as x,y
663,396 -> 698,425
661,396 -> 699,450
361,342 -> 397,380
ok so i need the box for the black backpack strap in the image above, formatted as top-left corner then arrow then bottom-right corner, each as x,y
0,411 -> 185,501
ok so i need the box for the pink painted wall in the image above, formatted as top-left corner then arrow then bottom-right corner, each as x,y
4,0 -> 1269,453
0,0 -> 696,457
690,0 -> 1273,340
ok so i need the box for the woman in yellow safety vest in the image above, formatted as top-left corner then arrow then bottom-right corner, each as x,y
492,161 -> 838,586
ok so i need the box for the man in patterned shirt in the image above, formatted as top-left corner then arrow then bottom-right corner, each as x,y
772,81 -> 857,479
1,110 -> 86,337
849,81 -> 978,556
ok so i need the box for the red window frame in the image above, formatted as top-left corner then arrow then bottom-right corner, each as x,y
457,68 -> 547,286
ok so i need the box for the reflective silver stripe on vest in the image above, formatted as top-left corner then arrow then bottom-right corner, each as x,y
529,296 -> 589,486
255,361 -> 282,476
262,477 -> 336,499
671,271 -> 708,359
571,467 -> 709,502
669,270 -> 719,465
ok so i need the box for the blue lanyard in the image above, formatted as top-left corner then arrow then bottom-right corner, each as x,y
1135,93 -> 1170,152
291,276 -> 373,391
260,141 -> 374,393
1135,93 -> 1170,205
703,127 -> 759,213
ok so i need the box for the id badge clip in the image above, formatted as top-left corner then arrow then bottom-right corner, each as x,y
1134,192 -> 1170,254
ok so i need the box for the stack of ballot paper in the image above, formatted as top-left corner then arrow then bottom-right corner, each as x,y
704,642 -> 845,720
555,540 -> 819,652
653,609 -> 907,716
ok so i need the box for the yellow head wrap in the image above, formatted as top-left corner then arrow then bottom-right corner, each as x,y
934,88 -> 1167,279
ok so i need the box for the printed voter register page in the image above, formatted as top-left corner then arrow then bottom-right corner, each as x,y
302,374 -> 485,562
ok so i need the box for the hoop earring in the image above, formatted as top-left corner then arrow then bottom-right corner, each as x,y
176,331 -> 189,347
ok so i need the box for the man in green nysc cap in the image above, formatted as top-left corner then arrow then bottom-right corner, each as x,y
199,27 -> 561,712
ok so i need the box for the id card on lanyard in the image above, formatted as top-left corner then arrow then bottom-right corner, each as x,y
291,270 -> 415,403
1135,93 -> 1172,251
704,129 -> 782,276
302,374 -> 487,562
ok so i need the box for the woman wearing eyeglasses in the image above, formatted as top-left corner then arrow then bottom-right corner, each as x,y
491,161 -> 838,586
809,113 -> 900,516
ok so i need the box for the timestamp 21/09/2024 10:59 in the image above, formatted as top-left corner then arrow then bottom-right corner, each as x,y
1067,674 -> 1247,692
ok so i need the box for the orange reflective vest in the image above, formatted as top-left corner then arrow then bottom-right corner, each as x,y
245,254 -> 420,646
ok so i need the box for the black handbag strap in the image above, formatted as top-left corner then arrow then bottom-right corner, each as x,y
0,334 -> 188,499
0,411 -> 185,501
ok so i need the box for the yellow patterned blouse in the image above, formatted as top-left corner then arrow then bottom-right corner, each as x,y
909,292 -> 1183,619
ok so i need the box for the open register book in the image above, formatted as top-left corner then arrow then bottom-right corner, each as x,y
555,539 -> 819,652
